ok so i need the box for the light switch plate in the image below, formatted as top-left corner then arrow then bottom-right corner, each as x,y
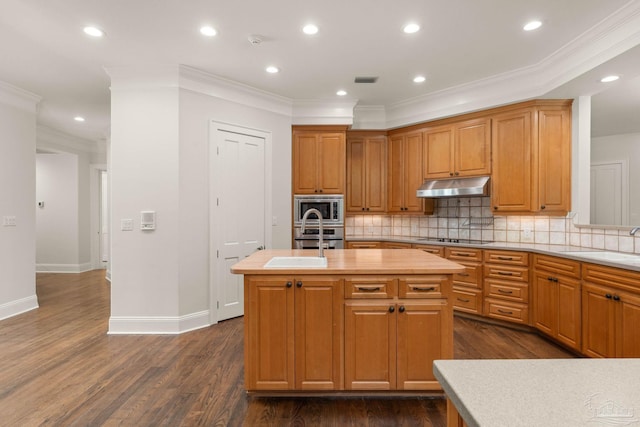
3,216 -> 16,226
121,219 -> 134,231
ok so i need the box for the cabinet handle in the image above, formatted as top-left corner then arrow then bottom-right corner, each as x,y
547,277 -> 554,281
362,207 -> 365,211
456,253 -> 472,257
541,205 -> 546,210
356,286 -> 381,292
411,286 -> 436,292
388,306 -> 395,313
458,272 -> 470,277
497,256 -> 513,261
319,189 -> 323,193
498,271 -> 513,276
366,207 -> 370,211
399,306 -> 406,313
494,206 -> 498,210
457,298 -> 470,303
449,172 -> 454,176
286,281 -> 292,288
613,295 -> 621,301
498,309 -> 513,315
498,289 -> 513,294
454,171 -> 459,176
605,294 -> 612,299
296,281 -> 303,288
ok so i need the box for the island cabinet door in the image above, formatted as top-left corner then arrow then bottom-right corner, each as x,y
397,300 -> 451,391
582,283 -> 616,358
245,276 -> 295,390
344,301 -> 397,390
294,277 -> 344,390
615,290 -> 640,357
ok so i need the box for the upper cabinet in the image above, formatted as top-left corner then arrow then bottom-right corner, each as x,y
387,132 -> 424,213
346,132 -> 387,213
491,101 -> 572,215
293,126 -> 347,194
424,118 -> 491,179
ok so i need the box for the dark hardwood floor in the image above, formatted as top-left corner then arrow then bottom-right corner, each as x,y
0,271 -> 574,426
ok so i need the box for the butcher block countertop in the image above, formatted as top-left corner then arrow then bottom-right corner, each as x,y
230,249 -> 465,275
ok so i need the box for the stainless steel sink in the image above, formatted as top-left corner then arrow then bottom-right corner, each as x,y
264,256 -> 328,268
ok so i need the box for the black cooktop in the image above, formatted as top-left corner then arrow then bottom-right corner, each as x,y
417,238 -> 493,245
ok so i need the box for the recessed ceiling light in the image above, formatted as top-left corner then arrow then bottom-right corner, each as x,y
600,75 -> 620,83
266,66 -> 280,74
303,24 -> 319,35
413,75 -> 426,83
200,26 -> 217,37
523,20 -> 542,31
403,23 -> 420,34
83,26 -> 104,37
336,90 -> 347,96
74,116 -> 85,122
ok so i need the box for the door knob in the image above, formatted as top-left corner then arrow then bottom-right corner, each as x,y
256,245 -> 265,251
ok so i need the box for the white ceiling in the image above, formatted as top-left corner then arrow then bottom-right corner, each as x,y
1,0 -> 639,143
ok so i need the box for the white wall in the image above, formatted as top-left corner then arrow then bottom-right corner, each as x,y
592,132 -> 640,224
0,82 -> 39,320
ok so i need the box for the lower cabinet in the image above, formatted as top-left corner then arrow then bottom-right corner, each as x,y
344,276 -> 452,391
245,275 -> 343,391
483,250 -> 530,324
446,247 -> 483,315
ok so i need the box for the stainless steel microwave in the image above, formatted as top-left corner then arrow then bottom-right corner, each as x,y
293,195 -> 344,226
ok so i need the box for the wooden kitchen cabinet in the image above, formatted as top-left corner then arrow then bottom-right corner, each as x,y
483,250 -> 530,325
346,132 -> 386,212
532,255 -> 581,351
581,264 -> 640,358
387,131 -> 424,213
491,101 -> 572,215
292,126 -> 346,194
423,118 -> 491,179
346,241 -> 382,249
344,275 -> 452,391
446,247 -> 483,315
245,275 -> 343,391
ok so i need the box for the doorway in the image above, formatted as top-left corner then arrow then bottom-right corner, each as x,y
209,121 -> 271,323
590,161 -> 629,225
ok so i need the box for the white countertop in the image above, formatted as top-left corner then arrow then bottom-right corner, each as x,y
434,358 -> 640,427
347,235 -> 640,272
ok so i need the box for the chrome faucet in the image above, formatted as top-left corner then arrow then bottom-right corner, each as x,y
301,208 -> 325,258
631,227 -> 640,236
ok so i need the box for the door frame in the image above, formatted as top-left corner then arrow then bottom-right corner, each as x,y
590,160 -> 629,225
209,120 -> 273,324
90,163 -> 108,272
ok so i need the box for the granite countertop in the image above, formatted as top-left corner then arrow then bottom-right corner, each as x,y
434,358 -> 640,427
230,248 -> 465,275
347,235 -> 640,272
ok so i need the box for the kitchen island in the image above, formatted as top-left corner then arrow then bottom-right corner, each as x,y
231,249 -> 465,394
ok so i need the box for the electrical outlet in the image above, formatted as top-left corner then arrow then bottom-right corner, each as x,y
523,227 -> 533,238
121,219 -> 134,231
3,216 -> 16,226
366,226 -> 374,235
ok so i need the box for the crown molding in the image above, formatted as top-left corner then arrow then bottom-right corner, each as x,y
0,80 -> 41,113
292,99 -> 358,125
37,125 -> 103,154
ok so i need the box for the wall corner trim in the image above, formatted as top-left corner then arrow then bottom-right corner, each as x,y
107,310 -> 211,335
0,295 -> 39,321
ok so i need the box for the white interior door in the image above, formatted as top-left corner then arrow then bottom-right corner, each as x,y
212,126 -> 266,321
591,161 -> 628,225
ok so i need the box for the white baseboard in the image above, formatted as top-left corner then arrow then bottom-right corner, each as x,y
36,263 -> 93,273
0,295 -> 39,321
107,310 -> 211,335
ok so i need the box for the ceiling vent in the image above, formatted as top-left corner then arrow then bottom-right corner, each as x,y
354,76 -> 378,84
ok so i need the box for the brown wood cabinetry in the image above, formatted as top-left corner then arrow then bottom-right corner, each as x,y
581,264 -> 640,358
532,255 -> 581,350
423,118 -> 491,179
383,241 -> 412,249
446,247 -> 483,315
344,275 -> 452,391
346,241 -> 382,249
412,243 -> 445,257
483,250 -> 530,324
245,276 -> 343,391
346,132 -> 386,212
292,126 -> 346,194
387,132 -> 424,213
491,101 -> 572,215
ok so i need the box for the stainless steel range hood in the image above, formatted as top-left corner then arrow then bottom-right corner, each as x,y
417,176 -> 490,198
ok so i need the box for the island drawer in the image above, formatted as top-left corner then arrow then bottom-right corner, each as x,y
452,287 -> 482,314
345,277 -> 397,298
398,276 -> 446,299
446,247 -> 482,261
484,279 -> 529,303
484,265 -> 529,282
484,250 -> 529,266
452,262 -> 482,289
484,298 -> 529,324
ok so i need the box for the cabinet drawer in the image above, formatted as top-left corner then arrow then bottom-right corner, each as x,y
345,277 -> 397,298
446,247 -> 482,261
582,263 -> 640,294
399,276 -> 446,299
412,244 -> 444,257
452,262 -> 482,289
484,298 -> 529,324
484,265 -> 529,282
484,250 -> 529,266
383,242 -> 412,249
534,254 -> 580,279
347,241 -> 381,249
452,287 -> 482,315
485,279 -> 529,303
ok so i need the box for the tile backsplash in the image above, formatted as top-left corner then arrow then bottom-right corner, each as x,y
345,197 -> 640,254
